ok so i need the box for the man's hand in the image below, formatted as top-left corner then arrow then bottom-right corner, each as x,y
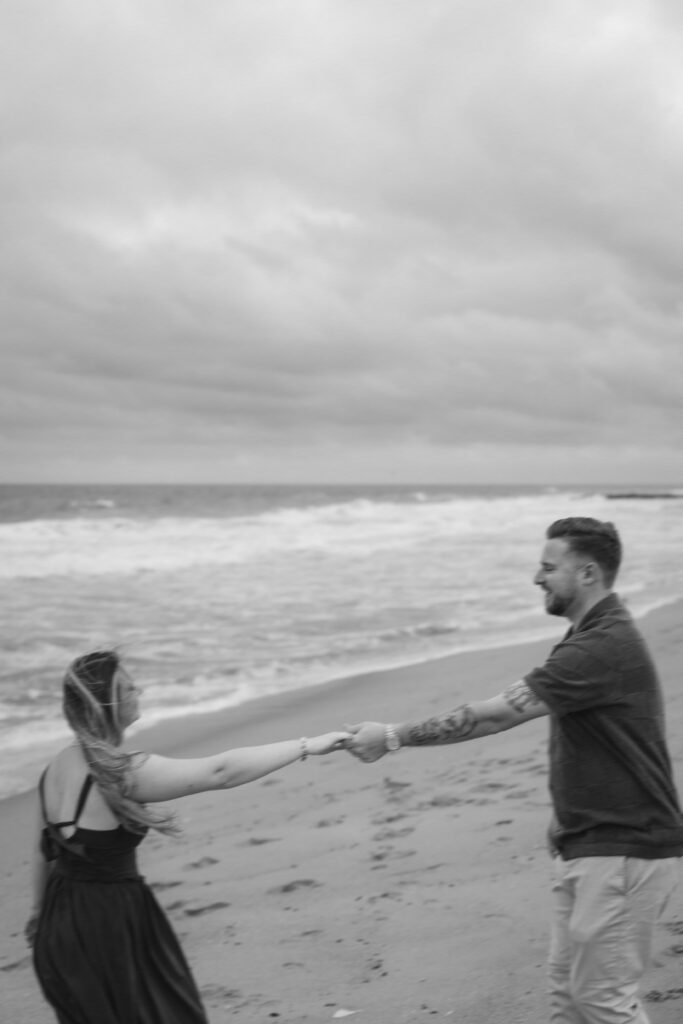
345,722 -> 389,762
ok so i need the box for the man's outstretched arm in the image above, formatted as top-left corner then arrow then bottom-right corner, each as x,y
346,679 -> 550,762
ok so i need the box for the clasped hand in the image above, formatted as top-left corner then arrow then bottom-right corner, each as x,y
310,724 -> 389,762
343,722 -> 390,763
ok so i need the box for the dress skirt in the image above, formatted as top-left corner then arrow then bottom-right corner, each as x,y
33,837 -> 208,1024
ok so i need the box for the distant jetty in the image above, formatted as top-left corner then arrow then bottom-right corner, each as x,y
606,492 -> 682,500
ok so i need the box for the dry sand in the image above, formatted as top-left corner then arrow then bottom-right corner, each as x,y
3,601 -> 683,1024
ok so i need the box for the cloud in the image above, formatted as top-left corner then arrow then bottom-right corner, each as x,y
1,0 -> 682,482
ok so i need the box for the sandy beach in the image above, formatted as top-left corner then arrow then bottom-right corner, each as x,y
3,601 -> 683,1024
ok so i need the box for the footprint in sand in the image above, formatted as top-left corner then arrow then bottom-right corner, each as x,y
366,891 -> 402,903
518,763 -> 548,776
645,988 -> 683,1002
183,901 -> 231,917
242,837 -> 281,846
164,900 -> 187,912
149,880 -> 182,891
426,794 -> 464,807
185,856 -> 219,869
200,984 -> 242,1000
370,847 -> 416,864
381,778 -> 413,804
371,812 -> 408,826
383,778 -> 412,792
270,878 -> 322,894
362,954 -> 387,981
0,957 -> 30,972
372,825 -> 415,841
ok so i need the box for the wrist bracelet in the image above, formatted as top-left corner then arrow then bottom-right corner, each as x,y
299,737 -> 309,761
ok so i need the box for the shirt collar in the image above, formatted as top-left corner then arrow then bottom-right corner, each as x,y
572,592 -> 622,635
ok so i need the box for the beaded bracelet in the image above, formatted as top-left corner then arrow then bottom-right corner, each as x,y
299,737 -> 309,761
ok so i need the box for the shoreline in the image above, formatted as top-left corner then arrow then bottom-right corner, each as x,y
5,589 -> 682,805
127,587 -> 683,752
3,599 -> 683,1023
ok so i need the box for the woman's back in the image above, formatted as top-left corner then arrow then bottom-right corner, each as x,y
41,744 -> 121,836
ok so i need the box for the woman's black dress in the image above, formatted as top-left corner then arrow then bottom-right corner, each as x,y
33,772 -> 208,1024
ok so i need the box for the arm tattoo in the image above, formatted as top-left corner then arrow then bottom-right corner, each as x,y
405,704 -> 476,746
502,679 -> 543,715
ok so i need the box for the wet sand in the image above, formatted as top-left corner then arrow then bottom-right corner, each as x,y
3,600 -> 683,1023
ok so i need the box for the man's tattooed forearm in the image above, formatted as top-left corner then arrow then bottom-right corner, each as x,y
502,680 -> 543,714
405,704 -> 476,745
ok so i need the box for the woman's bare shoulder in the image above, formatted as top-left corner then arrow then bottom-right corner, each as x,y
42,746 -> 110,825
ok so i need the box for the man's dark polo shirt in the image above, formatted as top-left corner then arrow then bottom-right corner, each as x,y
525,593 -> 683,860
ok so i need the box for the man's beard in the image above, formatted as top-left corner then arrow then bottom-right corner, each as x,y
544,590 -> 571,617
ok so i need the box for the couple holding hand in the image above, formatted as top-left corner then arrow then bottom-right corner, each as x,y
29,517 -> 683,1024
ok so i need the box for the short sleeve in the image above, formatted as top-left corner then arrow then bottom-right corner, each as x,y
525,638 -> 618,716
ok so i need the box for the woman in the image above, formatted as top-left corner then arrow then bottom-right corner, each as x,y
27,650 -> 349,1024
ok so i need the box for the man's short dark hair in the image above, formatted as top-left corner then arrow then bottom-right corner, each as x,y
546,517 -> 622,587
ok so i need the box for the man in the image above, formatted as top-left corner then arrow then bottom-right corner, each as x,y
346,517 -> 683,1024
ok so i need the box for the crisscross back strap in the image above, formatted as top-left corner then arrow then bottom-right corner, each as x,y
38,769 -> 93,829
72,775 -> 94,826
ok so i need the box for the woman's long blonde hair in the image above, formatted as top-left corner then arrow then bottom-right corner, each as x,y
63,651 -> 177,835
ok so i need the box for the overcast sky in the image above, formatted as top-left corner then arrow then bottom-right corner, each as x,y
2,0 -> 682,485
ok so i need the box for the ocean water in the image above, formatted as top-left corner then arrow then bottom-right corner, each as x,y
1,482 -> 682,799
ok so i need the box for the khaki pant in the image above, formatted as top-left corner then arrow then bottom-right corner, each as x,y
549,856 -> 680,1023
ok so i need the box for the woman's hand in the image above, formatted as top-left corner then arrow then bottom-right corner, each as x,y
305,731 -> 351,756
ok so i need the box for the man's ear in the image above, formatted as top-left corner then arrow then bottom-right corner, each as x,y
580,561 -> 600,585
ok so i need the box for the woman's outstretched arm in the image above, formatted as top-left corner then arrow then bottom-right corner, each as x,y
127,732 -> 349,803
